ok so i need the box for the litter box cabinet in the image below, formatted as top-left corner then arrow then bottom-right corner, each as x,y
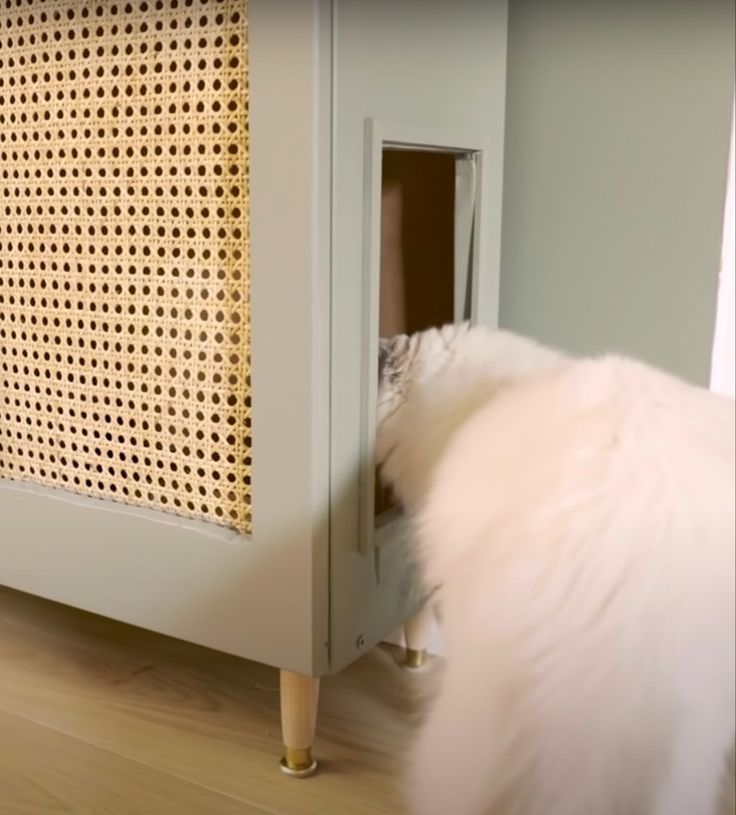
0,0 -> 507,773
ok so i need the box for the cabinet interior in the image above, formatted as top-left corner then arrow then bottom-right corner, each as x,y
375,148 -> 458,518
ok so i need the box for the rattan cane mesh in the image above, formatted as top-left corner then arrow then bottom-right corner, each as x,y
0,0 -> 252,533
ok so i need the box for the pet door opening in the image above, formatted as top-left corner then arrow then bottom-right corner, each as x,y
375,146 -> 477,520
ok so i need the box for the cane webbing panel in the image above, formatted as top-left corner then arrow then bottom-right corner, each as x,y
0,0 -> 251,533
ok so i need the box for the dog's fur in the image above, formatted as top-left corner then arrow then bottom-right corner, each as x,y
377,323 -> 735,815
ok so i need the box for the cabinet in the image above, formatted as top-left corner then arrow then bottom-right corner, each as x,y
0,0 -> 507,772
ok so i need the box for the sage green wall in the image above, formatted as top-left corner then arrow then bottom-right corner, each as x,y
499,0 -> 734,384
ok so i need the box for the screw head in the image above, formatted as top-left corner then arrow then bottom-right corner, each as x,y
356,634 -> 366,650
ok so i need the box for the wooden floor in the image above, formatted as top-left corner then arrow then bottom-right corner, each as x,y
0,586 -> 430,815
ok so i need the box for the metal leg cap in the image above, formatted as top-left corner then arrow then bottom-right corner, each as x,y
280,748 -> 318,778
402,647 -> 429,671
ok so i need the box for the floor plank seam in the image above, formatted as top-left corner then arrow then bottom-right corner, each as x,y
0,705 -> 286,815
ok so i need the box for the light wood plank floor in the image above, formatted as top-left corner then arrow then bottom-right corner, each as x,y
0,586 -> 430,815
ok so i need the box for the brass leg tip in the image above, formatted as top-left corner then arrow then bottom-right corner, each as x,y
280,747 -> 318,778
403,647 -> 428,670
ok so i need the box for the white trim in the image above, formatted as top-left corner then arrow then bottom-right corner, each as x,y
710,93 -> 735,398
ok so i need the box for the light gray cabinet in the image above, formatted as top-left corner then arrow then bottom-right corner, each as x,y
0,0 -> 507,772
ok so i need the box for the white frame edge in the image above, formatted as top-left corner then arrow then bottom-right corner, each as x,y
710,92 -> 735,398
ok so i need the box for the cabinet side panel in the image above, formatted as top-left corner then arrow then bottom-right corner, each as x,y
330,0 -> 508,672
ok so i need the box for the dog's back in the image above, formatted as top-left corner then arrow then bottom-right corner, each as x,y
411,356 -> 735,815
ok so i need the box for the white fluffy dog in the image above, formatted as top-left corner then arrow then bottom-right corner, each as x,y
377,323 -> 735,815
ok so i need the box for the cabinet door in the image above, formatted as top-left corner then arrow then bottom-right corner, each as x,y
0,0 -> 330,676
329,0 -> 508,672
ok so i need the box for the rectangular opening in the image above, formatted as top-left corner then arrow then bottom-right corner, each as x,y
374,146 -> 478,520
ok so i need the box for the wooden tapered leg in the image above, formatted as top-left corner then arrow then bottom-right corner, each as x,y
403,604 -> 434,670
279,669 -> 320,777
